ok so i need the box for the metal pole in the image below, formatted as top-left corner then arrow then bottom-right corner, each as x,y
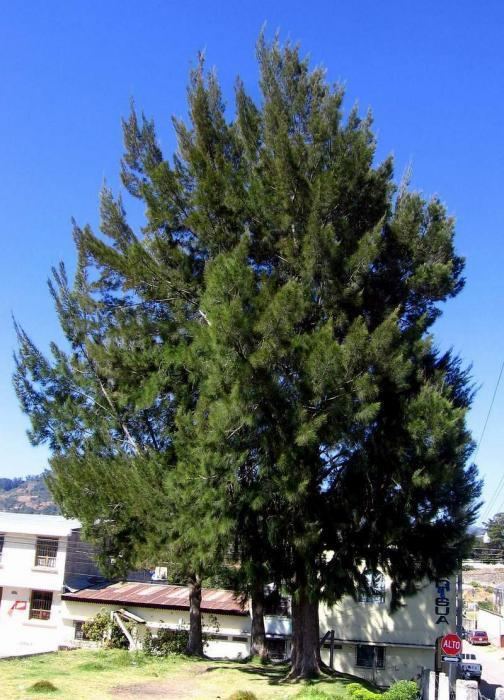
456,565 -> 463,637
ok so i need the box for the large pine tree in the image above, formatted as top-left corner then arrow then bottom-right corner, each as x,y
14,36 -> 480,676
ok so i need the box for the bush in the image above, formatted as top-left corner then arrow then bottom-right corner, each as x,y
295,688 -> 339,699
347,684 -> 379,700
383,680 -> 419,700
143,627 -> 190,656
227,692 -> 258,700
29,680 -> 58,693
82,610 -> 130,649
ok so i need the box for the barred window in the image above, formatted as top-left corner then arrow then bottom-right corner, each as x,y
35,537 -> 58,568
356,645 -> 385,669
0,534 -> 4,561
358,570 -> 385,604
74,621 -> 89,640
29,590 -> 53,620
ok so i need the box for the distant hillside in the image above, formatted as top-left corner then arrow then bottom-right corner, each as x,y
0,474 -> 60,514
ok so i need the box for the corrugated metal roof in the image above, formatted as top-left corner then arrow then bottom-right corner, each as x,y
0,511 -> 80,536
62,581 -> 248,616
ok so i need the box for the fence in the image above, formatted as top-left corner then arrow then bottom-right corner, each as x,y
421,671 -> 504,700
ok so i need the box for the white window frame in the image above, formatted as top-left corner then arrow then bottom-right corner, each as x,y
29,590 -> 53,621
34,537 -> 59,568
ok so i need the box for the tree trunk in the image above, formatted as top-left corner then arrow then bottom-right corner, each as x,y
250,585 -> 269,660
288,589 -> 321,679
186,574 -> 204,656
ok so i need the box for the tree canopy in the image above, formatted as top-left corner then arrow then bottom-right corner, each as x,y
14,36 -> 481,676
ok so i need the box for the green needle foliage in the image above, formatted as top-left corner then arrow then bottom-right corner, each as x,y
14,35 -> 481,676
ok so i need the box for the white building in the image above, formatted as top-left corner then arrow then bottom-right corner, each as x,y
319,573 -> 457,686
0,511 -> 461,684
0,511 -> 80,657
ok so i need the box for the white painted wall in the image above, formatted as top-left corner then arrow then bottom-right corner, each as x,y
0,533 -> 67,592
0,586 -> 64,655
60,599 -> 252,659
320,642 -> 433,686
320,578 -> 456,646
476,608 -> 504,646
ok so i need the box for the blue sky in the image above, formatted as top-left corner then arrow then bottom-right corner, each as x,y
1,1 -> 503,524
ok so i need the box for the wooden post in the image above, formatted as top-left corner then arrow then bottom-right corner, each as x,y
428,671 -> 436,700
329,630 -> 335,669
438,672 -> 449,700
420,669 -> 431,700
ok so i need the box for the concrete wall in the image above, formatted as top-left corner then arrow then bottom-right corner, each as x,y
476,608 -> 504,646
320,642 -> 433,687
61,599 -> 252,659
0,533 -> 68,592
320,577 -> 456,646
0,585 -> 64,653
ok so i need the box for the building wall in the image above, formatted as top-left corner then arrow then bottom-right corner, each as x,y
0,532 -> 68,592
0,585 -> 64,652
476,608 -> 504,646
320,642 -> 433,687
64,530 -> 103,582
60,599 -> 252,658
318,577 -> 455,685
319,577 -> 456,646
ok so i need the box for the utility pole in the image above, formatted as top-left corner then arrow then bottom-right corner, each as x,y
456,564 -> 463,637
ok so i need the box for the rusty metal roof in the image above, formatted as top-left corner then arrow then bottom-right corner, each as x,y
62,581 -> 248,616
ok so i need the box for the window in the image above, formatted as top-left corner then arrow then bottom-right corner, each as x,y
231,635 -> 248,642
74,621 -> 89,640
356,645 -> 385,669
358,570 -> 385,604
0,534 -> 4,562
265,637 -> 287,660
29,590 -> 53,620
34,537 -> 58,568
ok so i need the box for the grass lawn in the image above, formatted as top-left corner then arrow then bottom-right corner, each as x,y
0,649 -> 373,700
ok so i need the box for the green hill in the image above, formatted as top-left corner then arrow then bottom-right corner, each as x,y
0,474 -> 59,514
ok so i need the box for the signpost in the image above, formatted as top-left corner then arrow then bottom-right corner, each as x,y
441,633 -> 462,656
440,633 -> 462,692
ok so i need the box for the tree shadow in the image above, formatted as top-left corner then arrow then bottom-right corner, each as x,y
201,661 -> 382,690
479,679 -> 503,700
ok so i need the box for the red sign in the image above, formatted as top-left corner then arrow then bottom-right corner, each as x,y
441,633 -> 462,656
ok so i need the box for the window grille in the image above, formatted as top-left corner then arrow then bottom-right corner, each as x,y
29,590 -> 53,620
35,537 -> 58,568
356,645 -> 385,669
358,570 -> 385,604
0,534 -> 4,562
74,621 -> 88,640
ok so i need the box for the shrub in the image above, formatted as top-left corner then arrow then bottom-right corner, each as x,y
227,692 -> 258,700
347,684 -> 379,700
383,680 -> 419,700
143,627 -> 190,656
82,610 -> 130,649
295,688 -> 338,699
29,680 -> 58,693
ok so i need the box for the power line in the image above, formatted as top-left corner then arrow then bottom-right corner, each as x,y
474,359 -> 504,463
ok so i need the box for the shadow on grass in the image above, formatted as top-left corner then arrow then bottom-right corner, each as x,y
202,661 -> 381,691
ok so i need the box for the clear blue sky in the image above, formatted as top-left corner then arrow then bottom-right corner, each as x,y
1,1 -> 503,524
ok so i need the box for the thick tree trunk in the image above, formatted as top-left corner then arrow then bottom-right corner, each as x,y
288,589 -> 321,679
250,585 -> 269,660
186,574 -> 204,656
